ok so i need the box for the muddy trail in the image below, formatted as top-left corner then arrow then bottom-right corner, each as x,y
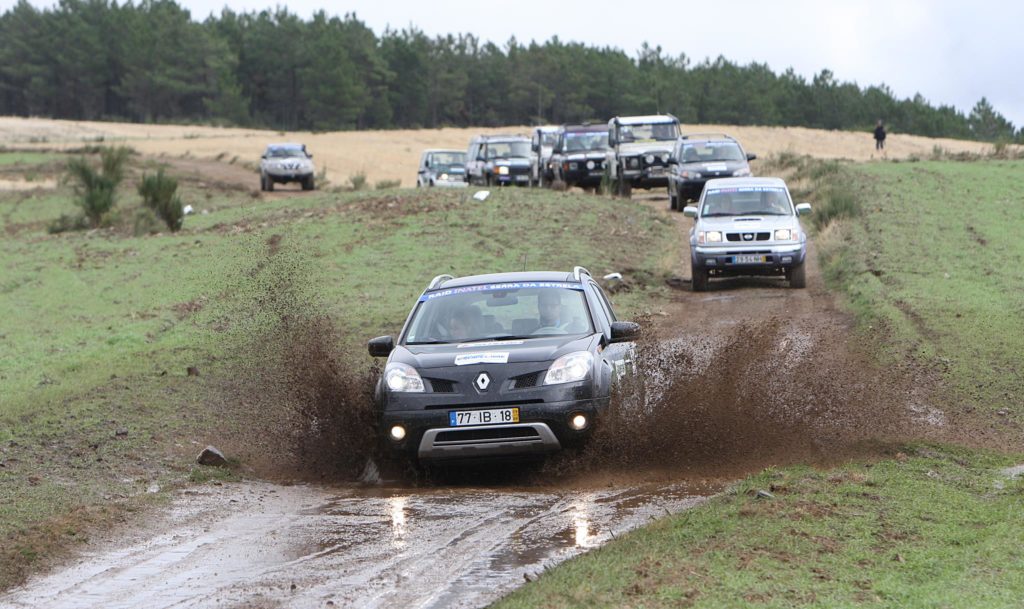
1,188 -> 938,608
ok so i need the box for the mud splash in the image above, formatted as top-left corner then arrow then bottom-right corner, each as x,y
213,234 -> 379,481
548,316 -> 917,480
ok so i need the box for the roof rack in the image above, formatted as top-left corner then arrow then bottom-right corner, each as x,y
680,132 -> 734,141
428,274 -> 454,290
572,266 -> 591,281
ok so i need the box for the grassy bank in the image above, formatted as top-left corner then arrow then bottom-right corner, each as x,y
0,151 -> 680,589
492,158 -> 1024,607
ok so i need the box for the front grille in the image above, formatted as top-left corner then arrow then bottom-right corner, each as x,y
726,232 -> 771,242
425,399 -> 544,410
511,371 -> 542,389
726,250 -> 771,255
426,378 -> 455,393
434,427 -> 540,443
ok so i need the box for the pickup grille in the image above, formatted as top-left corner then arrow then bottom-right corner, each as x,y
726,232 -> 771,242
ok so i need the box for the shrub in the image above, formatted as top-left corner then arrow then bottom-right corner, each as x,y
138,168 -> 184,232
131,207 -> 164,236
348,171 -> 368,191
48,213 -> 89,234
374,179 -> 401,190
65,146 -> 131,227
812,186 -> 862,231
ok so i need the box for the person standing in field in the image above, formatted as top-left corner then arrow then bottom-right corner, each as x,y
874,119 -> 887,151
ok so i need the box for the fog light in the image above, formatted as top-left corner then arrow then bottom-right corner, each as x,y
570,414 -> 588,430
705,259 -> 717,266
781,256 -> 793,264
389,425 -> 407,441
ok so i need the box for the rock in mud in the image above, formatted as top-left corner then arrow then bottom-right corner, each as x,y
197,445 -> 228,466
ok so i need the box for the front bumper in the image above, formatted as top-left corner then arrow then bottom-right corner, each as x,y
622,165 -> 669,188
432,178 -> 468,188
381,397 -> 602,461
266,170 -> 313,182
692,243 -> 807,276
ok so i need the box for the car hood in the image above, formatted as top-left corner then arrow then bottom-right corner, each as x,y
395,335 -> 596,370
565,151 -> 607,161
681,160 -> 747,172
491,157 -> 531,167
617,142 -> 674,156
697,215 -> 799,231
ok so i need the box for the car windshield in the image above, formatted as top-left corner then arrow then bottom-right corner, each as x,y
541,132 -> 559,147
267,146 -> 306,158
681,142 -> 744,163
564,132 -> 609,152
405,283 -> 594,344
428,152 -> 466,171
487,141 -> 531,159
620,122 -> 679,142
701,187 -> 793,216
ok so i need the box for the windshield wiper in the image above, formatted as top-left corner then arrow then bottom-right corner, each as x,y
461,335 -> 533,343
701,212 -> 735,217
406,339 -> 452,345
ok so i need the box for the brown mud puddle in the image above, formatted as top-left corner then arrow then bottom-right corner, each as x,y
1,478 -> 711,609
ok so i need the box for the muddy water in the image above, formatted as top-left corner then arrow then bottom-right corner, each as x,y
1,480 -> 709,609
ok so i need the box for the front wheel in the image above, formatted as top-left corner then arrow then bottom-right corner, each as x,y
265,176 -> 274,192
788,263 -> 807,289
616,175 -> 632,198
302,175 -> 315,191
669,189 -> 679,211
691,262 -> 709,292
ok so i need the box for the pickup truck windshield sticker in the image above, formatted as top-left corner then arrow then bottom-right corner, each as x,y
454,352 -> 510,365
706,187 -> 787,195
421,282 -> 583,301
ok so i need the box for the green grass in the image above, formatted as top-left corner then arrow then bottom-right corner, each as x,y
0,151 -> 61,166
494,446 -> 1024,609
818,160 -> 1024,417
0,157 -> 680,589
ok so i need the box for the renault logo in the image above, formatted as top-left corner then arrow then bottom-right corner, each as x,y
475,372 -> 491,391
743,233 -> 754,241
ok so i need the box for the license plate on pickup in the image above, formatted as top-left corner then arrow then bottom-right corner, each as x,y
449,407 -> 520,427
733,254 -> 767,264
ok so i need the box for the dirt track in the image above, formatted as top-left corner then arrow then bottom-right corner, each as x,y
0,163 -> 934,608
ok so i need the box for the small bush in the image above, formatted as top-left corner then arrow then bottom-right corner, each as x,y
131,207 -> 164,236
374,179 -> 401,190
138,168 -> 184,232
812,187 -> 862,230
348,171 -> 368,191
48,213 -> 89,234
65,146 -> 131,227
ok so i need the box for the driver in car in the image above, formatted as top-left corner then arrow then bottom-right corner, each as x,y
537,290 -> 564,331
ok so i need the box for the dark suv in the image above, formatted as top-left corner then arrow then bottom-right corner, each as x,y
367,268 -> 639,463
667,134 -> 755,210
548,124 -> 609,191
466,135 -> 533,187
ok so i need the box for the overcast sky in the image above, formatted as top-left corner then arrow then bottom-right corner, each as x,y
4,0 -> 1021,129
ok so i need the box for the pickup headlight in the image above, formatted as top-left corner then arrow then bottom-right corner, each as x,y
774,228 -> 796,241
384,363 -> 424,392
627,157 -> 640,169
544,351 -> 593,385
497,166 -> 509,175
733,167 -> 751,177
682,171 -> 702,179
698,231 -> 723,244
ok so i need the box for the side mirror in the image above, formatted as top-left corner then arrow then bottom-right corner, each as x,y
609,321 -> 640,343
746,153 -> 757,161
368,336 -> 395,357
608,132 -> 617,147
307,153 -> 314,159
261,155 -> 267,160
795,203 -> 812,216
683,206 -> 699,218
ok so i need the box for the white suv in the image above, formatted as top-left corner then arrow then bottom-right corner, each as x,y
684,177 -> 812,290
260,143 -> 315,192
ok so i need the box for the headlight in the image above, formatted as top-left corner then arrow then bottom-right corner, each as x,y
774,228 -> 798,241
586,160 -> 595,170
440,173 -> 449,180
569,162 -> 578,170
645,154 -> 655,165
682,171 -> 702,179
698,231 -> 723,244
544,351 -> 593,385
384,363 -> 424,392
627,158 -> 639,169
498,166 -> 509,175
733,167 -> 751,177
660,153 -> 669,163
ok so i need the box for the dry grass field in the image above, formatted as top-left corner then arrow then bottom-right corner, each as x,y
0,116 -> 1005,189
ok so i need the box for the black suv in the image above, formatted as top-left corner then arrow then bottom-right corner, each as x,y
367,268 -> 639,463
549,124 -> 609,191
466,135 -> 533,187
667,134 -> 756,210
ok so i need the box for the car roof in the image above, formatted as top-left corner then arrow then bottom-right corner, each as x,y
482,135 -> 530,142
679,133 -> 737,144
429,271 -> 581,291
562,124 -> 608,133
534,125 -> 560,133
613,115 -> 678,125
266,143 -> 305,149
704,177 -> 788,189
423,149 -> 466,154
